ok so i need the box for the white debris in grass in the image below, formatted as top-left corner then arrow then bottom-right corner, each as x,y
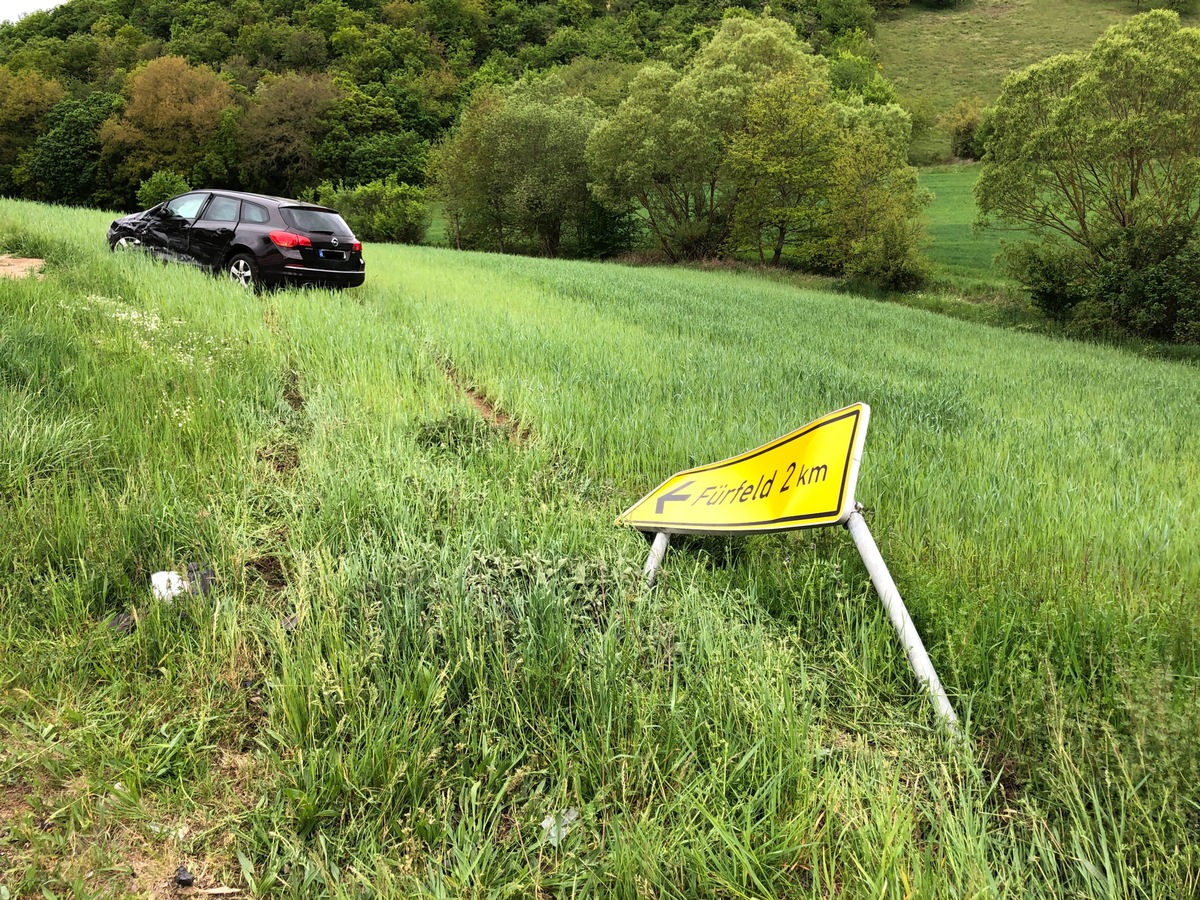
541,808 -> 579,847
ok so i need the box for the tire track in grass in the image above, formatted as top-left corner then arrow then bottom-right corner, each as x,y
246,365 -> 306,601
439,356 -> 531,443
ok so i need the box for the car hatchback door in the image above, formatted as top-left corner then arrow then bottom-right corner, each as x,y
189,194 -> 240,268
279,206 -> 363,275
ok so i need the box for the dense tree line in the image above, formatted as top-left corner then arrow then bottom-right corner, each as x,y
0,0 -> 930,286
429,16 -> 924,284
0,0 -> 945,213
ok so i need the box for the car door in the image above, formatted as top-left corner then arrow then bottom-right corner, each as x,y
189,194 -> 240,268
154,192 -> 210,262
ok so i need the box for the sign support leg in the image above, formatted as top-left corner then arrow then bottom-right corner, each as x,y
643,532 -> 671,587
845,508 -> 962,740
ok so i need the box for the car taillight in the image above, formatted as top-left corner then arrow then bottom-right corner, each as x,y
352,241 -> 362,252
269,230 -> 312,248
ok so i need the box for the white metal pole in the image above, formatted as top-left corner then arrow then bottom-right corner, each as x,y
845,508 -> 962,739
643,531 -> 671,587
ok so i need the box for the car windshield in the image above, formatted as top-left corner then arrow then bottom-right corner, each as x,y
281,207 -> 351,235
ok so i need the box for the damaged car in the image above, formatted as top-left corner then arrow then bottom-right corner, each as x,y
107,189 -> 366,290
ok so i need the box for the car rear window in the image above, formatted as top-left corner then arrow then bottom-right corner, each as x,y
281,207 -> 351,234
241,201 -> 270,224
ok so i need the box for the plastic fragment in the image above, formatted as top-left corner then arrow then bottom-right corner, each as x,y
151,571 -> 188,602
187,561 -> 215,596
149,823 -> 188,840
541,808 -> 579,847
174,865 -> 195,887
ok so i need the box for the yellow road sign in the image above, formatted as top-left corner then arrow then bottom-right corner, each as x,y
618,403 -> 870,535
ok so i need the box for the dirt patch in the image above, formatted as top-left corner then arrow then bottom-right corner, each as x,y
0,781 -> 30,829
441,361 -> 530,443
257,443 -> 299,473
122,842 -> 181,899
246,555 -> 287,592
282,369 -> 304,413
0,255 -> 44,280
103,832 -> 239,899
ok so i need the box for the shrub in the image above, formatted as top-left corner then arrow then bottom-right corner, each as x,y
1006,232 -> 1200,343
1002,242 -> 1090,323
843,216 -> 928,290
312,178 -> 429,244
136,171 -> 190,208
1092,229 -> 1200,343
938,97 -> 984,159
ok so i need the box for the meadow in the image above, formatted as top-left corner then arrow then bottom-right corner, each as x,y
2,198 -> 1198,897
917,165 -> 1005,280
876,0 -> 1198,160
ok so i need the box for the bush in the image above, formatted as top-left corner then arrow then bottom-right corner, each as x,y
1003,242 -> 1090,323
136,171 -> 190,208
843,216 -> 928,290
1007,231 -> 1200,344
311,178 -> 429,244
1092,229 -> 1200,343
938,97 -> 984,159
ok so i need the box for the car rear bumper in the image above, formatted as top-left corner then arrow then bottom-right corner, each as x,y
267,262 -> 366,288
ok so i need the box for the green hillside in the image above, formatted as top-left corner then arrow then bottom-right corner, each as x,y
3,199 -> 1198,895
919,164 -> 1009,277
877,0 -> 1197,159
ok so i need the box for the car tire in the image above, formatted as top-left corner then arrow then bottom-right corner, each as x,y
110,234 -> 140,252
226,253 -> 260,290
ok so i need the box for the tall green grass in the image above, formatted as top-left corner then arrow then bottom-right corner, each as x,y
2,198 -> 1198,897
918,164 -> 1012,280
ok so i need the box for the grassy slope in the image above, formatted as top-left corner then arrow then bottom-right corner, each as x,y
877,0 -> 1183,159
919,163 -> 1011,278
2,200 -> 1199,897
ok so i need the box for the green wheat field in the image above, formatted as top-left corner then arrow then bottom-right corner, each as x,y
2,199 -> 1198,897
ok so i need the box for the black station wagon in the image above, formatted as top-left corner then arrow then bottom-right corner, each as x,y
107,190 -> 366,290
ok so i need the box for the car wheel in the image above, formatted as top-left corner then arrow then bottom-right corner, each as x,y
226,253 -> 260,289
110,235 -> 141,251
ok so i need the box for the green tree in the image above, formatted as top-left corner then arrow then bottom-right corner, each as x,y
26,92 -> 123,206
239,72 -> 341,197
827,99 -> 928,288
431,86 -> 609,256
0,69 -> 64,196
726,68 -> 839,265
976,11 -> 1200,341
588,16 -> 817,261
99,56 -> 235,202
314,84 -> 429,185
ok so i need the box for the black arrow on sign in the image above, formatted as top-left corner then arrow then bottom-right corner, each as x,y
655,480 -> 695,514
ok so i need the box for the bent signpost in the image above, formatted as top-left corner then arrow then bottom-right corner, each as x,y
618,403 -> 961,738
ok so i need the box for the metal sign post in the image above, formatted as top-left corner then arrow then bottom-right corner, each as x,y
625,404 -> 962,738
845,505 -> 961,739
643,531 -> 671,587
